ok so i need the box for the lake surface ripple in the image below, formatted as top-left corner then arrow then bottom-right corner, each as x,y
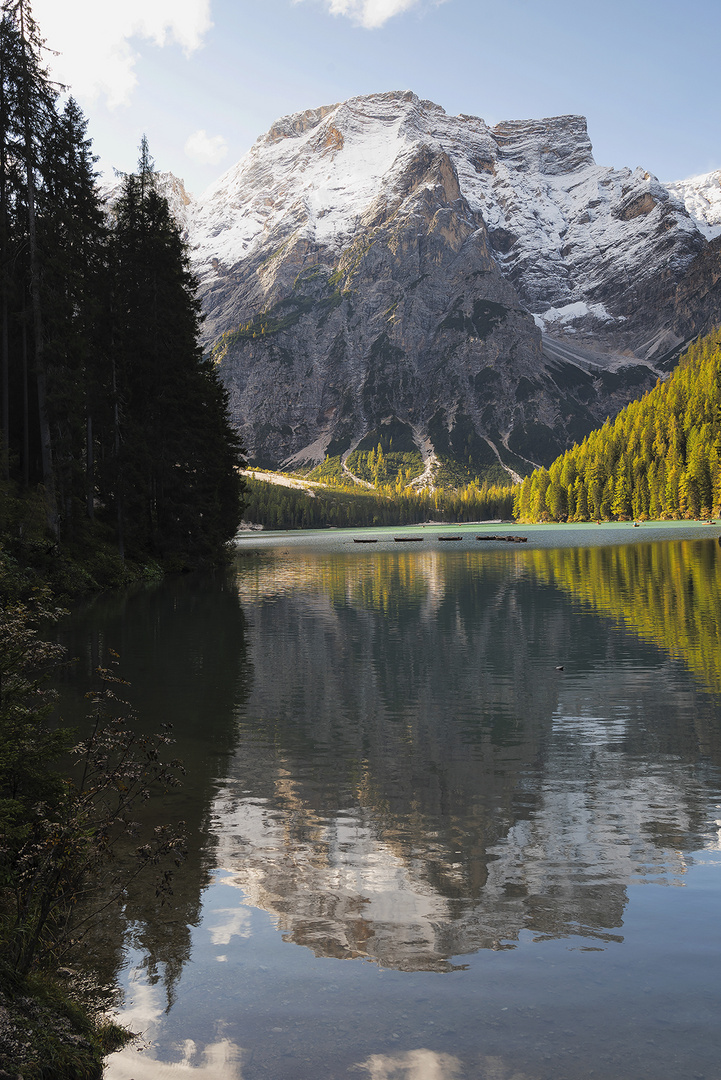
58,531 -> 721,1080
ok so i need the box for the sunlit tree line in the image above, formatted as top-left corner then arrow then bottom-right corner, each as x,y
243,477 -> 515,530
514,331 -> 721,522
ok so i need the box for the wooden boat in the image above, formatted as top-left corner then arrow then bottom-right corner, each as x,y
394,537 -> 424,542
438,535 -> 462,541
476,535 -> 528,543
353,538 -> 378,544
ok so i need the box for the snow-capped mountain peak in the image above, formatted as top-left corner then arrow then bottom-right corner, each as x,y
189,91 -> 706,338
664,169 -> 721,241
100,93 -> 721,473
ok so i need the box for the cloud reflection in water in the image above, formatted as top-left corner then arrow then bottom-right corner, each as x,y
103,972 -> 243,1080
356,1049 -> 463,1080
355,1048 -> 537,1080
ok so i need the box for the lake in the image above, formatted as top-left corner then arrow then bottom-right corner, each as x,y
58,522 -> 721,1080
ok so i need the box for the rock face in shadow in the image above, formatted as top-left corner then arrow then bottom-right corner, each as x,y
179,92 -> 721,471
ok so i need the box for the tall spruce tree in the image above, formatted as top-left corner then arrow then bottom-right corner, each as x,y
1,6 -> 28,487
0,0 -> 58,522
0,8 -> 21,481
38,97 -> 107,539
107,138 -> 244,562
11,0 -> 57,524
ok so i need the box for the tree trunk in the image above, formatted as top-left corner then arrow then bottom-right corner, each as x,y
86,412 -> 94,520
19,0 -> 57,535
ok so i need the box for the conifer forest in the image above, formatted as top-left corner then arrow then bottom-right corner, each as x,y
515,334 -> 721,523
0,0 -> 244,572
0,2 -> 243,1072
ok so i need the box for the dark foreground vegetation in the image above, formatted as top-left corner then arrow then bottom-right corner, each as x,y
515,332 -> 721,522
0,555 -> 187,1077
0,0 -> 244,1072
0,1 -> 243,573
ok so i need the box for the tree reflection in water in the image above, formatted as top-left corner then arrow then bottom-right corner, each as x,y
58,538 -> 721,1079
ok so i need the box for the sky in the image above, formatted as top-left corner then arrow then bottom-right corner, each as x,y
33,0 -> 721,198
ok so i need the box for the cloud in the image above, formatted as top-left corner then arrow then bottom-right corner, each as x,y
356,1049 -> 463,1079
33,0 -> 212,108
185,129 -> 229,165
327,0 -> 420,28
299,0 -> 428,29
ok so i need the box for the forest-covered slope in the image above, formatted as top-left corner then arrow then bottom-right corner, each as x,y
514,329 -> 721,522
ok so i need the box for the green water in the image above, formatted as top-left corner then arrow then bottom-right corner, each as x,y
58,528 -> 721,1080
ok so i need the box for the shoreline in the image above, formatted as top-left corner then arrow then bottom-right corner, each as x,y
235,519 -> 721,552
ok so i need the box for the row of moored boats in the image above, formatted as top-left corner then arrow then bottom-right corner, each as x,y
353,534 -> 528,544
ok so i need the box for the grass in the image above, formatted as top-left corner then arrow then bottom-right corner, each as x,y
0,970 -> 131,1080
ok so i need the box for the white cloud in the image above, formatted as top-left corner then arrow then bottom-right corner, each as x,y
185,128 -> 229,165
298,0 -> 427,29
33,0 -> 212,108
327,0 -> 420,28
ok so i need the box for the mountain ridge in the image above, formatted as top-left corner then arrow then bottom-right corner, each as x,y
129,92 -> 721,477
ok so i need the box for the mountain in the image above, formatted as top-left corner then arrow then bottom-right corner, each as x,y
665,169 -> 721,242
175,93 -> 721,476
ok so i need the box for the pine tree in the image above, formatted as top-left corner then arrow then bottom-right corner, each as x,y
12,0 -> 58,527
516,331 -> 721,523
106,138 -> 244,562
0,8 -> 23,481
38,97 -> 107,538
0,0 -> 62,526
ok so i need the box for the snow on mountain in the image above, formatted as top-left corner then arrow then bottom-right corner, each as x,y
188,92 -> 705,343
98,93 -> 713,345
192,97 -> 413,269
663,170 -> 721,241
533,301 -> 618,332
97,93 -> 721,471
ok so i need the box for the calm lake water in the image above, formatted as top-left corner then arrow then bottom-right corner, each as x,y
58,523 -> 721,1080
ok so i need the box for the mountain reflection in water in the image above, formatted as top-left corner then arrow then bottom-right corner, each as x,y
58,536 -> 721,1080
217,542 -> 718,970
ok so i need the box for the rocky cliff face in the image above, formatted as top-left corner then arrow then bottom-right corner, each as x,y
178,92 -> 721,474
665,169 -> 721,242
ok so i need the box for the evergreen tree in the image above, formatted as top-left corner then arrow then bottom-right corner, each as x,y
8,0 -> 58,525
38,97 -> 107,538
106,138 -> 244,562
515,330 -> 721,523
